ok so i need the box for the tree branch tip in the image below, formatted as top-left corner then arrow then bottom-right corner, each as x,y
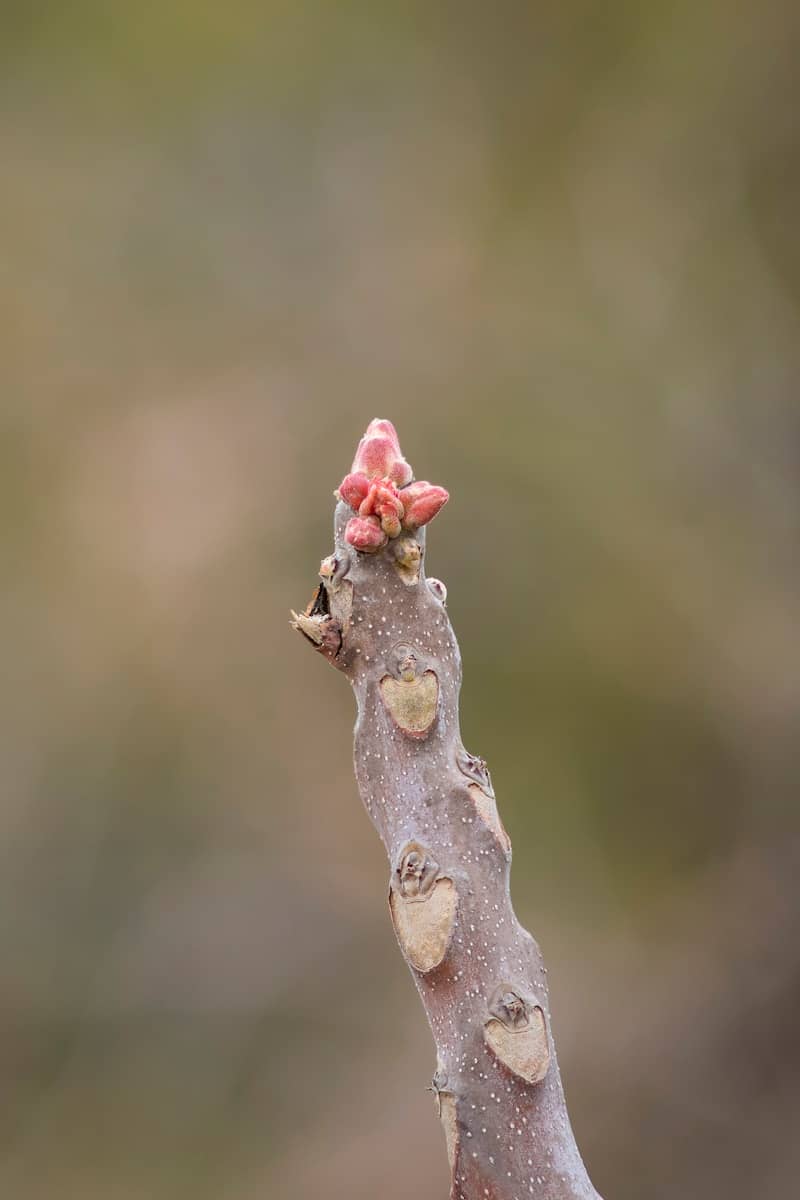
291,416 -> 601,1200
337,420 -> 449,553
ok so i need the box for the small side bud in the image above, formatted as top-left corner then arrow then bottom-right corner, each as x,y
401,481 -> 449,531
337,471 -> 370,511
455,745 -> 494,797
390,537 -> 422,585
345,515 -> 388,553
397,843 -> 440,898
380,511 -> 402,538
427,577 -> 447,604
489,985 -> 530,1030
393,644 -> 420,682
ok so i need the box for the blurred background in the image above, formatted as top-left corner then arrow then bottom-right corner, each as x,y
2,4 -> 799,1198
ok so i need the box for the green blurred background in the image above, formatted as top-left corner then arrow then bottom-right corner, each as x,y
2,4 -> 799,1198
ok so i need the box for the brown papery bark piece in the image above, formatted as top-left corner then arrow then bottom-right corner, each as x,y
292,420 -> 602,1200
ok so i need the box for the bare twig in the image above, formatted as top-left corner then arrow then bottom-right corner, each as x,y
292,420 -> 601,1200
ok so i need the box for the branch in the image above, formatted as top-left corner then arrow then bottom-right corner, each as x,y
292,420 -> 602,1200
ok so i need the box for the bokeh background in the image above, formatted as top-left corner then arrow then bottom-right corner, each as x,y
2,4 -> 799,1198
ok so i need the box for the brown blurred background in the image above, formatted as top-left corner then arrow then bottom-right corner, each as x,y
2,4 -> 799,1198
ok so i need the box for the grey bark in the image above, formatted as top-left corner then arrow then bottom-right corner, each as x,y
292,423 -> 602,1200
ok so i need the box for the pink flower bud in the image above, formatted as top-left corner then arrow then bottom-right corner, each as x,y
336,472 -> 370,511
387,455 -> 413,487
357,479 -> 380,517
357,479 -> 402,519
365,419 -> 402,452
351,418 -> 413,486
345,515 -> 388,553
370,482 -> 405,537
400,481 -> 449,530
353,434 -> 396,478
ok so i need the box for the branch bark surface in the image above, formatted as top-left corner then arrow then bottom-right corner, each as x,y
292,420 -> 601,1200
